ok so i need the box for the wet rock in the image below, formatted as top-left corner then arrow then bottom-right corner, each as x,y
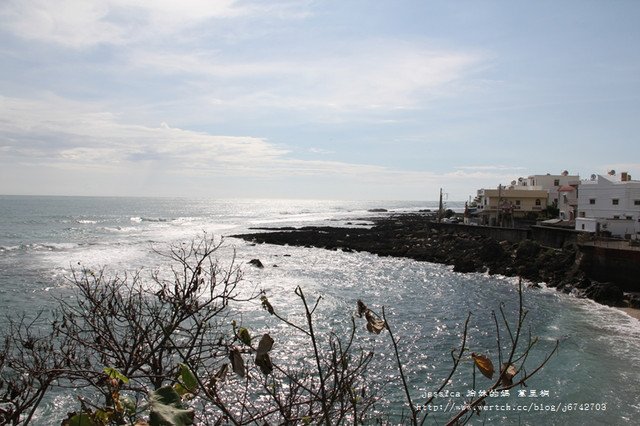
625,293 -> 640,309
453,258 -> 480,273
515,239 -> 542,260
248,259 -> 264,268
231,213 -> 632,310
582,281 -> 624,307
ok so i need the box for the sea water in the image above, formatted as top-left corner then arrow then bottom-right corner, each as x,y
0,195 -> 639,425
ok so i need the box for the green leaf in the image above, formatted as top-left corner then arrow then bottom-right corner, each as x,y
120,395 -> 137,416
103,367 -> 129,384
68,413 -> 97,426
178,363 -> 198,392
173,383 -> 189,397
149,386 -> 194,426
237,327 -> 251,346
94,409 -> 113,424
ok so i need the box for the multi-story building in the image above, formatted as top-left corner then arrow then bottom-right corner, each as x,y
513,171 -> 580,220
575,172 -> 640,238
475,186 -> 548,226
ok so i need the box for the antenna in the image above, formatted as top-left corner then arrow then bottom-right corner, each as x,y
590,174 -> 597,181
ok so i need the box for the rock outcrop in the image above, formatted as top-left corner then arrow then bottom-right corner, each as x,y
234,214 -> 636,309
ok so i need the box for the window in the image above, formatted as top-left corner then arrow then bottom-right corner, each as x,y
612,199 -> 619,205
554,179 -> 560,186
635,200 -> 640,206
579,212 -> 586,218
613,215 -> 620,219
589,199 -> 596,205
535,199 -> 541,206
627,216 -> 633,220
581,224 -> 585,230
515,200 -> 521,206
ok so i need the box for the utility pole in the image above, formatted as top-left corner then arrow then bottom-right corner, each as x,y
438,188 -> 443,223
497,184 -> 502,227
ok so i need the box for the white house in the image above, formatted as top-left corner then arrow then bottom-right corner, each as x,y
575,172 -> 640,238
512,171 -> 580,220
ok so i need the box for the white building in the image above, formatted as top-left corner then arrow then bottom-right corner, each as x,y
575,172 -> 640,238
513,171 -> 580,220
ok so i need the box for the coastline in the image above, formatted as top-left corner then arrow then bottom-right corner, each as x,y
234,212 -> 638,311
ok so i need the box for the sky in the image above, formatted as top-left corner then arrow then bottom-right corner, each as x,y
1,0 -> 639,201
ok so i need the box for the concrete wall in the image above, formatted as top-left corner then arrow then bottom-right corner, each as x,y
530,226 -> 581,248
429,221 -> 640,291
578,244 -> 640,292
428,222 -> 529,243
431,222 -> 581,248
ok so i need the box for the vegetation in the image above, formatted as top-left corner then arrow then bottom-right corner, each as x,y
0,235 -> 558,425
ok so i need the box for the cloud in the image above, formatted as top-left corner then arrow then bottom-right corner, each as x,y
0,0 -> 307,48
308,148 -> 335,155
0,94 -> 502,199
0,95 -> 400,179
0,95 -> 286,171
1,0 -> 125,48
128,42 -> 486,112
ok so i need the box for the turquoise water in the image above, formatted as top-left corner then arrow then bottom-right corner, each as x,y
1,195 -> 638,424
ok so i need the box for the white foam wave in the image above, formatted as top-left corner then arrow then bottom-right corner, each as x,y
32,242 -> 79,251
102,226 -> 141,233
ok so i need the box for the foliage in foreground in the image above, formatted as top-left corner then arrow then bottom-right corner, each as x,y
0,235 -> 558,425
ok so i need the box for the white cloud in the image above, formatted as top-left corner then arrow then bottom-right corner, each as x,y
1,0 -> 125,48
0,0 -> 307,48
128,42 -> 486,112
308,147 -> 334,155
0,94 -> 497,199
0,95 -> 399,179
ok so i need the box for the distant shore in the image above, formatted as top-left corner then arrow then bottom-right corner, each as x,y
234,213 -> 639,310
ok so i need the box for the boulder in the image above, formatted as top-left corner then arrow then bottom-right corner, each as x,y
582,281 -> 624,306
453,257 -> 480,273
248,259 -> 264,268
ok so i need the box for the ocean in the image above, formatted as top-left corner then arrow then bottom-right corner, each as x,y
1,195 -> 639,425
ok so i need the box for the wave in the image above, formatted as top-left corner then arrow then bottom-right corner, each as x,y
76,219 -> 98,224
130,216 -> 170,223
101,226 -> 141,233
1,242 -> 80,253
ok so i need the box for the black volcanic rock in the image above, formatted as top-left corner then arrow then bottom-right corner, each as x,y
248,259 -> 264,268
582,282 -> 625,307
232,213 -> 638,309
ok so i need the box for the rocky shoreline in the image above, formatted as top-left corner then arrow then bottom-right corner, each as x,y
234,213 -> 640,310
